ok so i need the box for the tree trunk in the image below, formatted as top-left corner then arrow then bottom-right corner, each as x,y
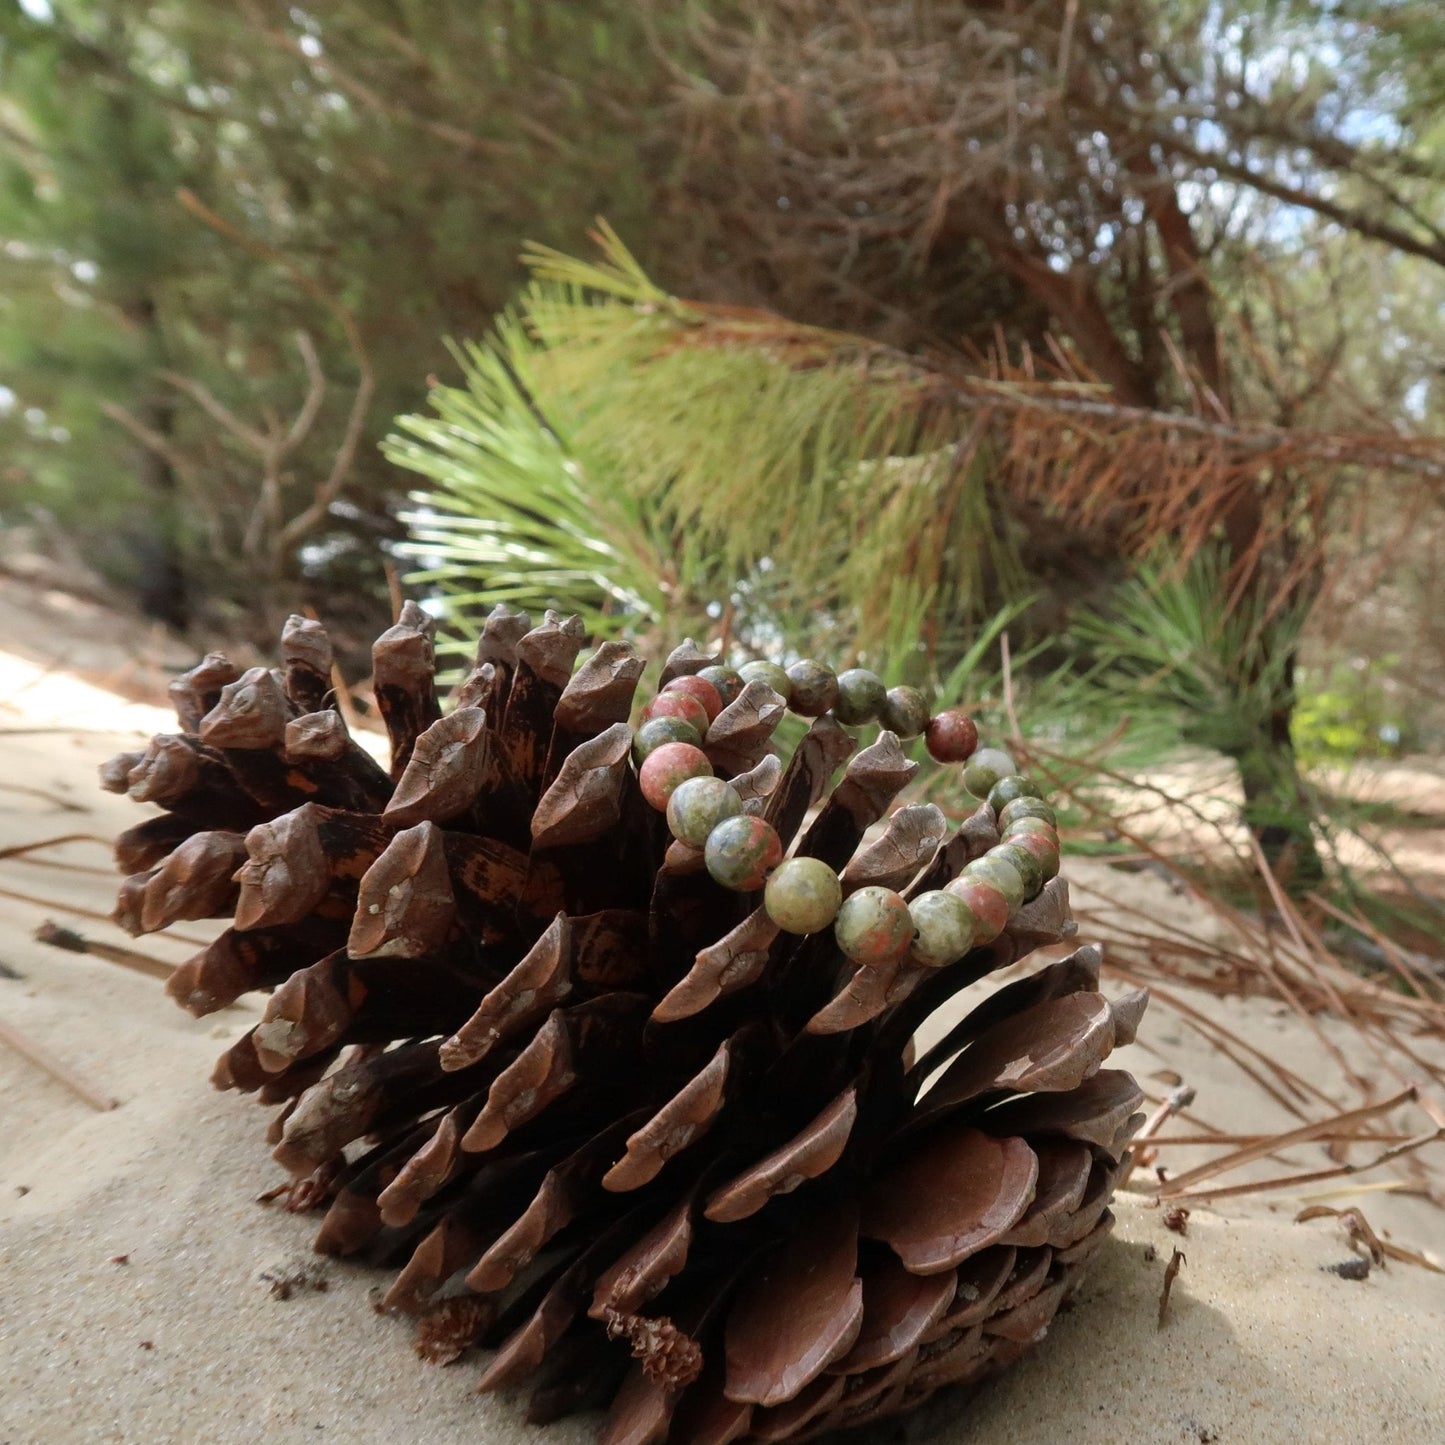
131,391 -> 189,630
123,295 -> 189,631
1231,640 -> 1327,892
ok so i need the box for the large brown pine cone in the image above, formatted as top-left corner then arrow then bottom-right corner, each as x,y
105,604 -> 1147,1443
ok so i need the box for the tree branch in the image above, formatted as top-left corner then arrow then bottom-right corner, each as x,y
175,188 -> 376,563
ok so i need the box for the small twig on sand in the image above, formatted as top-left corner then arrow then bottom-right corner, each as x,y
1158,1248 -> 1185,1328
34,921 -> 173,982
0,1016 -> 117,1111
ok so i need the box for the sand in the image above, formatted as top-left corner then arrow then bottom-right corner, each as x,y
2,647 -> 1444,1444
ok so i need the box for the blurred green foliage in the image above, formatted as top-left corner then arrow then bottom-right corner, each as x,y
1293,657 -> 1411,767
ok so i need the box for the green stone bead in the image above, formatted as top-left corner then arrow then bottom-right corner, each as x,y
666,775 -> 743,849
961,747 -> 1018,798
1004,826 -> 1061,882
764,857 -> 843,934
987,774 -> 1043,813
1001,813 -> 1057,841
738,660 -> 792,703
943,875 -> 1009,944
785,659 -> 839,717
697,665 -> 745,708
991,842 -> 1045,900
908,889 -> 975,968
704,814 -> 783,892
962,852 -> 1026,911
880,685 -> 931,740
834,668 -> 886,726
997,797 -> 1056,831
634,715 -> 702,761
834,885 -> 913,966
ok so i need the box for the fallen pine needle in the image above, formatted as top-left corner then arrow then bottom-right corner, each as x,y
1157,1126 -> 1445,1204
1145,1087 -> 1420,1197
0,1016 -> 117,1111
0,833 -> 110,861
1292,1179 -> 1420,1203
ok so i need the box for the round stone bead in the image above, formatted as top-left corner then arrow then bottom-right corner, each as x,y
834,668 -> 887,726
1001,813 -> 1057,841
634,715 -> 703,761
987,774 -> 1043,813
764,857 -> 843,934
785,659 -> 839,717
880,685 -> 931,740
738,660 -> 793,703
925,708 -> 979,763
834,885 -> 914,967
991,842 -> 1045,900
997,797 -> 1057,831
961,747 -> 1018,798
639,742 -> 713,811
943,875 -> 1010,944
961,852 -> 1026,911
1003,826 -> 1060,882
641,690 -> 711,737
697,665 -> 745,707
666,775 -> 743,848
704,815 -> 783,892
663,674 -> 724,723
908,889 -> 975,968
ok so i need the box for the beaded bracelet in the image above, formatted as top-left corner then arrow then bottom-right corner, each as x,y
633,657 -> 1062,971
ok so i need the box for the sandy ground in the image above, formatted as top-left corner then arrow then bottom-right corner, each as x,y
2,644 -> 1444,1444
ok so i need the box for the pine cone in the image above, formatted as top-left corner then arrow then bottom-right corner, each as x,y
106,605 -> 1147,1443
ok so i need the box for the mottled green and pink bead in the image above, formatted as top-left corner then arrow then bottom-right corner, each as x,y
737,660 -> 792,703
961,852 -> 1026,911
943,875 -> 1011,944
641,690 -> 711,737
998,796 -> 1056,831
663,674 -> 725,722
834,885 -> 913,967
696,665 -> 745,707
764,857 -> 843,934
634,715 -> 703,762
925,708 -> 978,763
991,841 -> 1045,900
639,742 -> 713,811
1003,825 -> 1060,882
785,659 -> 839,717
704,815 -> 783,892
880,685 -> 930,740
833,668 -> 887,726
962,747 -> 1018,798
666,775 -> 742,848
908,889 -> 975,968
